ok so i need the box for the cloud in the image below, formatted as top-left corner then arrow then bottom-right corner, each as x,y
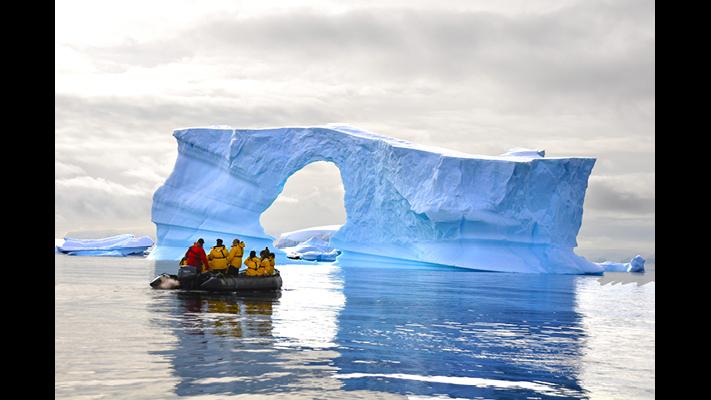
71,1 -> 653,105
585,174 -> 655,215
55,176 -> 147,196
55,176 -> 154,235
55,161 -> 86,178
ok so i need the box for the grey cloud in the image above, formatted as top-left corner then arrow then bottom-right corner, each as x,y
55,161 -> 87,178
577,214 -> 654,262
584,175 -> 655,215
55,94 -> 336,138
77,0 -> 653,102
55,176 -> 154,235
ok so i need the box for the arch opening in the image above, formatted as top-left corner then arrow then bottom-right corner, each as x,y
260,161 -> 346,261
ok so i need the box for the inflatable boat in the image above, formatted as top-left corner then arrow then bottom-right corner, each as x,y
150,266 -> 282,292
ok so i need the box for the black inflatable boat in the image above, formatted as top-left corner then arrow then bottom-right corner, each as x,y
150,265 -> 282,292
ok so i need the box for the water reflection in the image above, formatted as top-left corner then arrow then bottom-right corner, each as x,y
330,266 -> 589,399
175,291 -> 277,339
149,261 -> 643,399
149,263 -> 353,398
576,277 -> 655,398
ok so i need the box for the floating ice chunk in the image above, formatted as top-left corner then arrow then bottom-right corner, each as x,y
596,255 -> 646,273
281,237 -> 341,262
57,234 -> 154,257
627,255 -> 646,272
275,225 -> 342,248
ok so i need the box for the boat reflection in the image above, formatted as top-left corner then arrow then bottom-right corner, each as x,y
176,291 -> 278,339
149,263 -> 351,397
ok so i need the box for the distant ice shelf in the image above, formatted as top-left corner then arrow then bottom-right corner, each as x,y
56,234 -> 154,256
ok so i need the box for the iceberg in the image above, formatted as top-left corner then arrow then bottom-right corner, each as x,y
596,255 -> 646,273
150,124 -> 603,274
275,225 -> 342,248
281,236 -> 341,262
276,226 -> 342,261
57,234 -> 154,256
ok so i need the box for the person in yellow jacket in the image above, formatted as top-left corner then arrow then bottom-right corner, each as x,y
257,255 -> 271,276
227,239 -> 245,275
244,251 -> 261,276
207,239 -> 229,274
264,252 -> 276,276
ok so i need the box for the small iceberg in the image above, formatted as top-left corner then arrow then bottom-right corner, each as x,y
56,234 -> 154,256
596,255 -> 646,273
276,226 -> 342,262
275,225 -> 342,248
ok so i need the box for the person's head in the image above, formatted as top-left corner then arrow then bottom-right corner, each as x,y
232,239 -> 240,246
197,238 -> 205,246
249,250 -> 256,258
216,239 -> 223,246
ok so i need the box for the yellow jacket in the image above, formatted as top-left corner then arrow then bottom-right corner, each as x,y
264,256 -> 275,275
244,257 -> 260,276
257,257 -> 271,276
228,242 -> 245,268
208,245 -> 229,270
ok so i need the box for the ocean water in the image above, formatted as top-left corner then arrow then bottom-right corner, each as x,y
55,255 -> 654,399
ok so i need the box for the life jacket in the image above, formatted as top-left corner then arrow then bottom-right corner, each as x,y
266,256 -> 275,275
208,245 -> 229,270
228,243 -> 245,267
244,257 -> 260,276
185,244 -> 208,270
258,258 -> 271,276
232,242 -> 244,257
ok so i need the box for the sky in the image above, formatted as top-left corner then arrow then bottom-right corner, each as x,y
55,0 -> 654,262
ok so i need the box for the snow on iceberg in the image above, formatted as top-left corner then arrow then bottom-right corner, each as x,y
596,255 -> 646,273
57,234 -> 154,256
500,148 -> 545,158
150,124 -> 603,274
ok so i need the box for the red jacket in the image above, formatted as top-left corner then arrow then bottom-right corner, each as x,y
185,243 -> 209,272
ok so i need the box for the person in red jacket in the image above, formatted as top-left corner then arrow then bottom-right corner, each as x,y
185,238 -> 210,273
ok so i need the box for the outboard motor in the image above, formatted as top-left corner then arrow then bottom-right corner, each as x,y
178,265 -> 199,280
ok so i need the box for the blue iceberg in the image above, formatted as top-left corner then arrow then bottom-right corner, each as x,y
281,237 -> 341,262
275,225 -> 342,261
596,255 -> 646,273
150,125 -> 605,274
57,234 -> 154,256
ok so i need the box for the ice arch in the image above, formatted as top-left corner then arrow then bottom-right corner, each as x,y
150,124 -> 601,274
260,161 -> 346,238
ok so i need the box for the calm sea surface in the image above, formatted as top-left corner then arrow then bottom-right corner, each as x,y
55,254 -> 654,399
